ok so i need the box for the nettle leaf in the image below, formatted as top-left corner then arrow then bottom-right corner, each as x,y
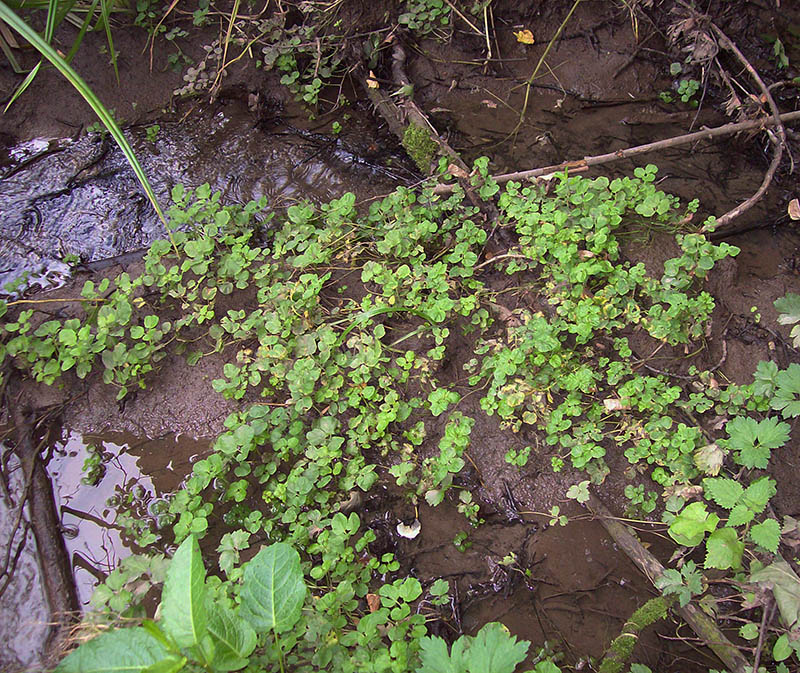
239,542 -> 306,633
750,518 -> 781,554
55,627 -> 170,673
741,477 -> 777,514
702,478 -> 742,510
705,527 -> 744,570
727,504 -> 754,527
161,535 -> 207,649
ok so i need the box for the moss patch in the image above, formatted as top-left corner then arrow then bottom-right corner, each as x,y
402,122 -> 438,173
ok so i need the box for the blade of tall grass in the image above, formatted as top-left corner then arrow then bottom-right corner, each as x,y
0,0 -> 170,235
3,0 -> 58,109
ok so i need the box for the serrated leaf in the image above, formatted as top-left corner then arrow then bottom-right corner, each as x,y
726,416 -> 758,451
419,623 -> 529,673
754,417 -> 791,449
705,527 -> 744,570
774,293 -> 800,325
206,601 -> 256,671
239,543 -> 306,633
753,360 -> 779,398
702,477 -> 743,510
55,628 -> 170,673
736,443 -> 771,470
741,477 -> 777,514
772,364 -> 800,418
750,518 -> 781,553
418,634 -> 467,673
468,622 -> 529,673
727,504 -> 754,527
161,535 -> 207,649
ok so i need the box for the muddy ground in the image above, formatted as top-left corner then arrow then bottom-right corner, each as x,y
1,0 -> 800,671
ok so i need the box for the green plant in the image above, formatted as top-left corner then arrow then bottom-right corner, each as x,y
398,0 -> 451,36
57,536 -> 307,672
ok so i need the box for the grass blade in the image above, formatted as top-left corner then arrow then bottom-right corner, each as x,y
0,0 -> 168,229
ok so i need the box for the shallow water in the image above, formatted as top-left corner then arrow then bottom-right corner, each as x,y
0,102 -> 405,296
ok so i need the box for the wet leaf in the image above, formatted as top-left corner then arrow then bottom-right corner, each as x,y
55,628 -> 171,673
704,527 -> 744,570
161,535 -> 207,648
239,542 -> 306,633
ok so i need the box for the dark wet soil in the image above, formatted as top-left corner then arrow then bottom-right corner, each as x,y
2,0 -> 800,671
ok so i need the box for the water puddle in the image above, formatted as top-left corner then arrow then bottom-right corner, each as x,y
0,429 -> 208,669
0,101 -> 407,296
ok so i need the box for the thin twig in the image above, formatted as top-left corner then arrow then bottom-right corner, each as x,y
432,110 -> 800,195
752,599 -> 776,673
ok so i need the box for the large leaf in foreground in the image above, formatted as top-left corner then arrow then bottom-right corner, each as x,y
207,601 -> 257,671
161,535 -> 207,648
55,628 -> 170,673
239,542 -> 306,633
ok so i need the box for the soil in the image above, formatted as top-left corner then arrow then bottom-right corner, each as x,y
2,0 -> 800,671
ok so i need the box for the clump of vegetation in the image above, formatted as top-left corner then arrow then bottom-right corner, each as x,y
598,597 -> 670,673
402,122 -> 439,172
2,161 -> 796,671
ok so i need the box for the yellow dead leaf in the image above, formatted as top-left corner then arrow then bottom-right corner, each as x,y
514,29 -> 535,45
366,70 -> 379,89
788,198 -> 800,220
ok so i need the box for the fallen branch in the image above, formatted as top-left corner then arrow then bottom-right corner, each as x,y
9,398 -> 79,664
586,492 -> 749,673
704,17 -> 787,229
432,110 -> 800,195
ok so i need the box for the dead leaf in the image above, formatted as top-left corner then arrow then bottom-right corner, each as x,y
663,483 -> 704,501
603,397 -> 630,412
694,443 -> 725,476
448,163 -> 470,179
366,70 -> 379,89
788,198 -> 800,220
366,593 -> 381,612
481,99 -> 497,109
514,29 -> 535,44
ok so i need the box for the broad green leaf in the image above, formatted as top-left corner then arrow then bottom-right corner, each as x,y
239,542 -> 307,633
668,502 -> 719,547
753,360 -> 778,398
206,601 -> 256,671
161,535 -> 207,649
725,416 -> 758,451
750,518 -> 781,553
468,622 -> 530,673
418,635 -> 467,673
751,558 -> 800,630
773,633 -> 793,662
738,622 -> 759,640
704,527 -> 744,570
142,655 -> 187,673
55,628 -> 170,673
772,363 -> 800,418
736,443 -> 771,470
727,504 -> 754,527
702,477 -> 742,510
741,477 -> 777,514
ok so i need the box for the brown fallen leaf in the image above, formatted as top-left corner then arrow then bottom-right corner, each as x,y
788,198 -> 800,220
367,593 -> 381,612
366,70 -> 379,89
